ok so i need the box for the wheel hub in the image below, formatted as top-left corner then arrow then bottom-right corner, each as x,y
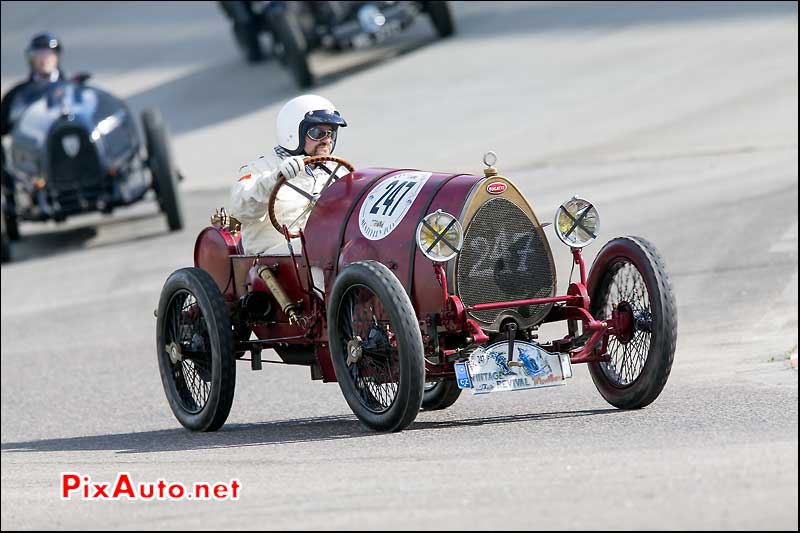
346,336 -> 363,366
167,341 -> 183,364
614,302 -> 636,344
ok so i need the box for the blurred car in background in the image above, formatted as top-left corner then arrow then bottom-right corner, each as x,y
1,74 -> 184,263
218,1 -> 455,87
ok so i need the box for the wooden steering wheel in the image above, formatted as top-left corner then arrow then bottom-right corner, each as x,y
267,155 -> 355,238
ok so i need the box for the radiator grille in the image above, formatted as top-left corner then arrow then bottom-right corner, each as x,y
456,197 -> 555,327
48,126 -> 105,213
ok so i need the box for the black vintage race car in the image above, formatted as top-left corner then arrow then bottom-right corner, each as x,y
1,75 -> 183,263
218,1 -> 455,87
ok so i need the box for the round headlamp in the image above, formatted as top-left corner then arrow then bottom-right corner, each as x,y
416,210 -> 463,262
554,196 -> 600,248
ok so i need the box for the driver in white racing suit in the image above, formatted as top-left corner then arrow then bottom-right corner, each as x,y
230,94 -> 348,254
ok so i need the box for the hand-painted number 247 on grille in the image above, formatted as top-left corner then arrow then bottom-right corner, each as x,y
468,231 -> 538,278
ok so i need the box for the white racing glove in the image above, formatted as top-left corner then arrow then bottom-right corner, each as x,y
278,155 -> 306,180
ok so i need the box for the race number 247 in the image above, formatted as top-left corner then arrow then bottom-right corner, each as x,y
369,180 -> 416,217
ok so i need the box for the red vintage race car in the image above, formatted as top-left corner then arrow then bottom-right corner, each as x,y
155,152 -> 677,432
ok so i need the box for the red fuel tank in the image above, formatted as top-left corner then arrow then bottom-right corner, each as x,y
193,226 -> 242,297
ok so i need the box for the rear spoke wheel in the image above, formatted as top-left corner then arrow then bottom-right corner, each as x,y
157,268 -> 236,431
163,290 -> 208,413
421,379 -> 462,411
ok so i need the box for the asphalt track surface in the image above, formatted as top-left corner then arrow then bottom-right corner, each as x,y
1,1 -> 797,530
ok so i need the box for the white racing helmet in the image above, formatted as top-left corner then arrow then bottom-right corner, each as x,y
276,94 -> 347,155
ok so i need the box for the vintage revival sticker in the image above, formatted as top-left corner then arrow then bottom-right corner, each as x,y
455,340 -> 570,394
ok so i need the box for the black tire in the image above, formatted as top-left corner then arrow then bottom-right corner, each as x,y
328,260 -> 425,432
156,267 -> 236,431
2,195 -> 19,241
1,207 -> 10,264
270,8 -> 313,88
236,24 -> 265,63
219,0 -> 265,62
142,108 -> 184,232
586,236 -> 677,410
422,380 -> 461,410
427,1 -> 455,38
233,14 -> 265,63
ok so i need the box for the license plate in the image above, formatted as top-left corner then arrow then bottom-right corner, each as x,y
454,361 -> 473,389
351,20 -> 404,48
455,341 -> 572,395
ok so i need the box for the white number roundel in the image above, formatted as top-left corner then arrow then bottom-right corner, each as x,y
359,171 -> 432,240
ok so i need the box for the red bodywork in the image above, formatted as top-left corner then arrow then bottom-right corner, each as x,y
195,168 -> 618,383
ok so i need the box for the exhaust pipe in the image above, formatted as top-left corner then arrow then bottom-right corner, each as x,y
257,265 -> 299,324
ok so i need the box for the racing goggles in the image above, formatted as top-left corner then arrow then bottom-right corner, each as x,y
306,126 -> 337,142
28,48 -> 58,61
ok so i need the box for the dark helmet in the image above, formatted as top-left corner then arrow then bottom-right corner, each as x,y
26,32 -> 62,57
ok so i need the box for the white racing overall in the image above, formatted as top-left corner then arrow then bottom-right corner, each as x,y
229,149 -> 345,255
